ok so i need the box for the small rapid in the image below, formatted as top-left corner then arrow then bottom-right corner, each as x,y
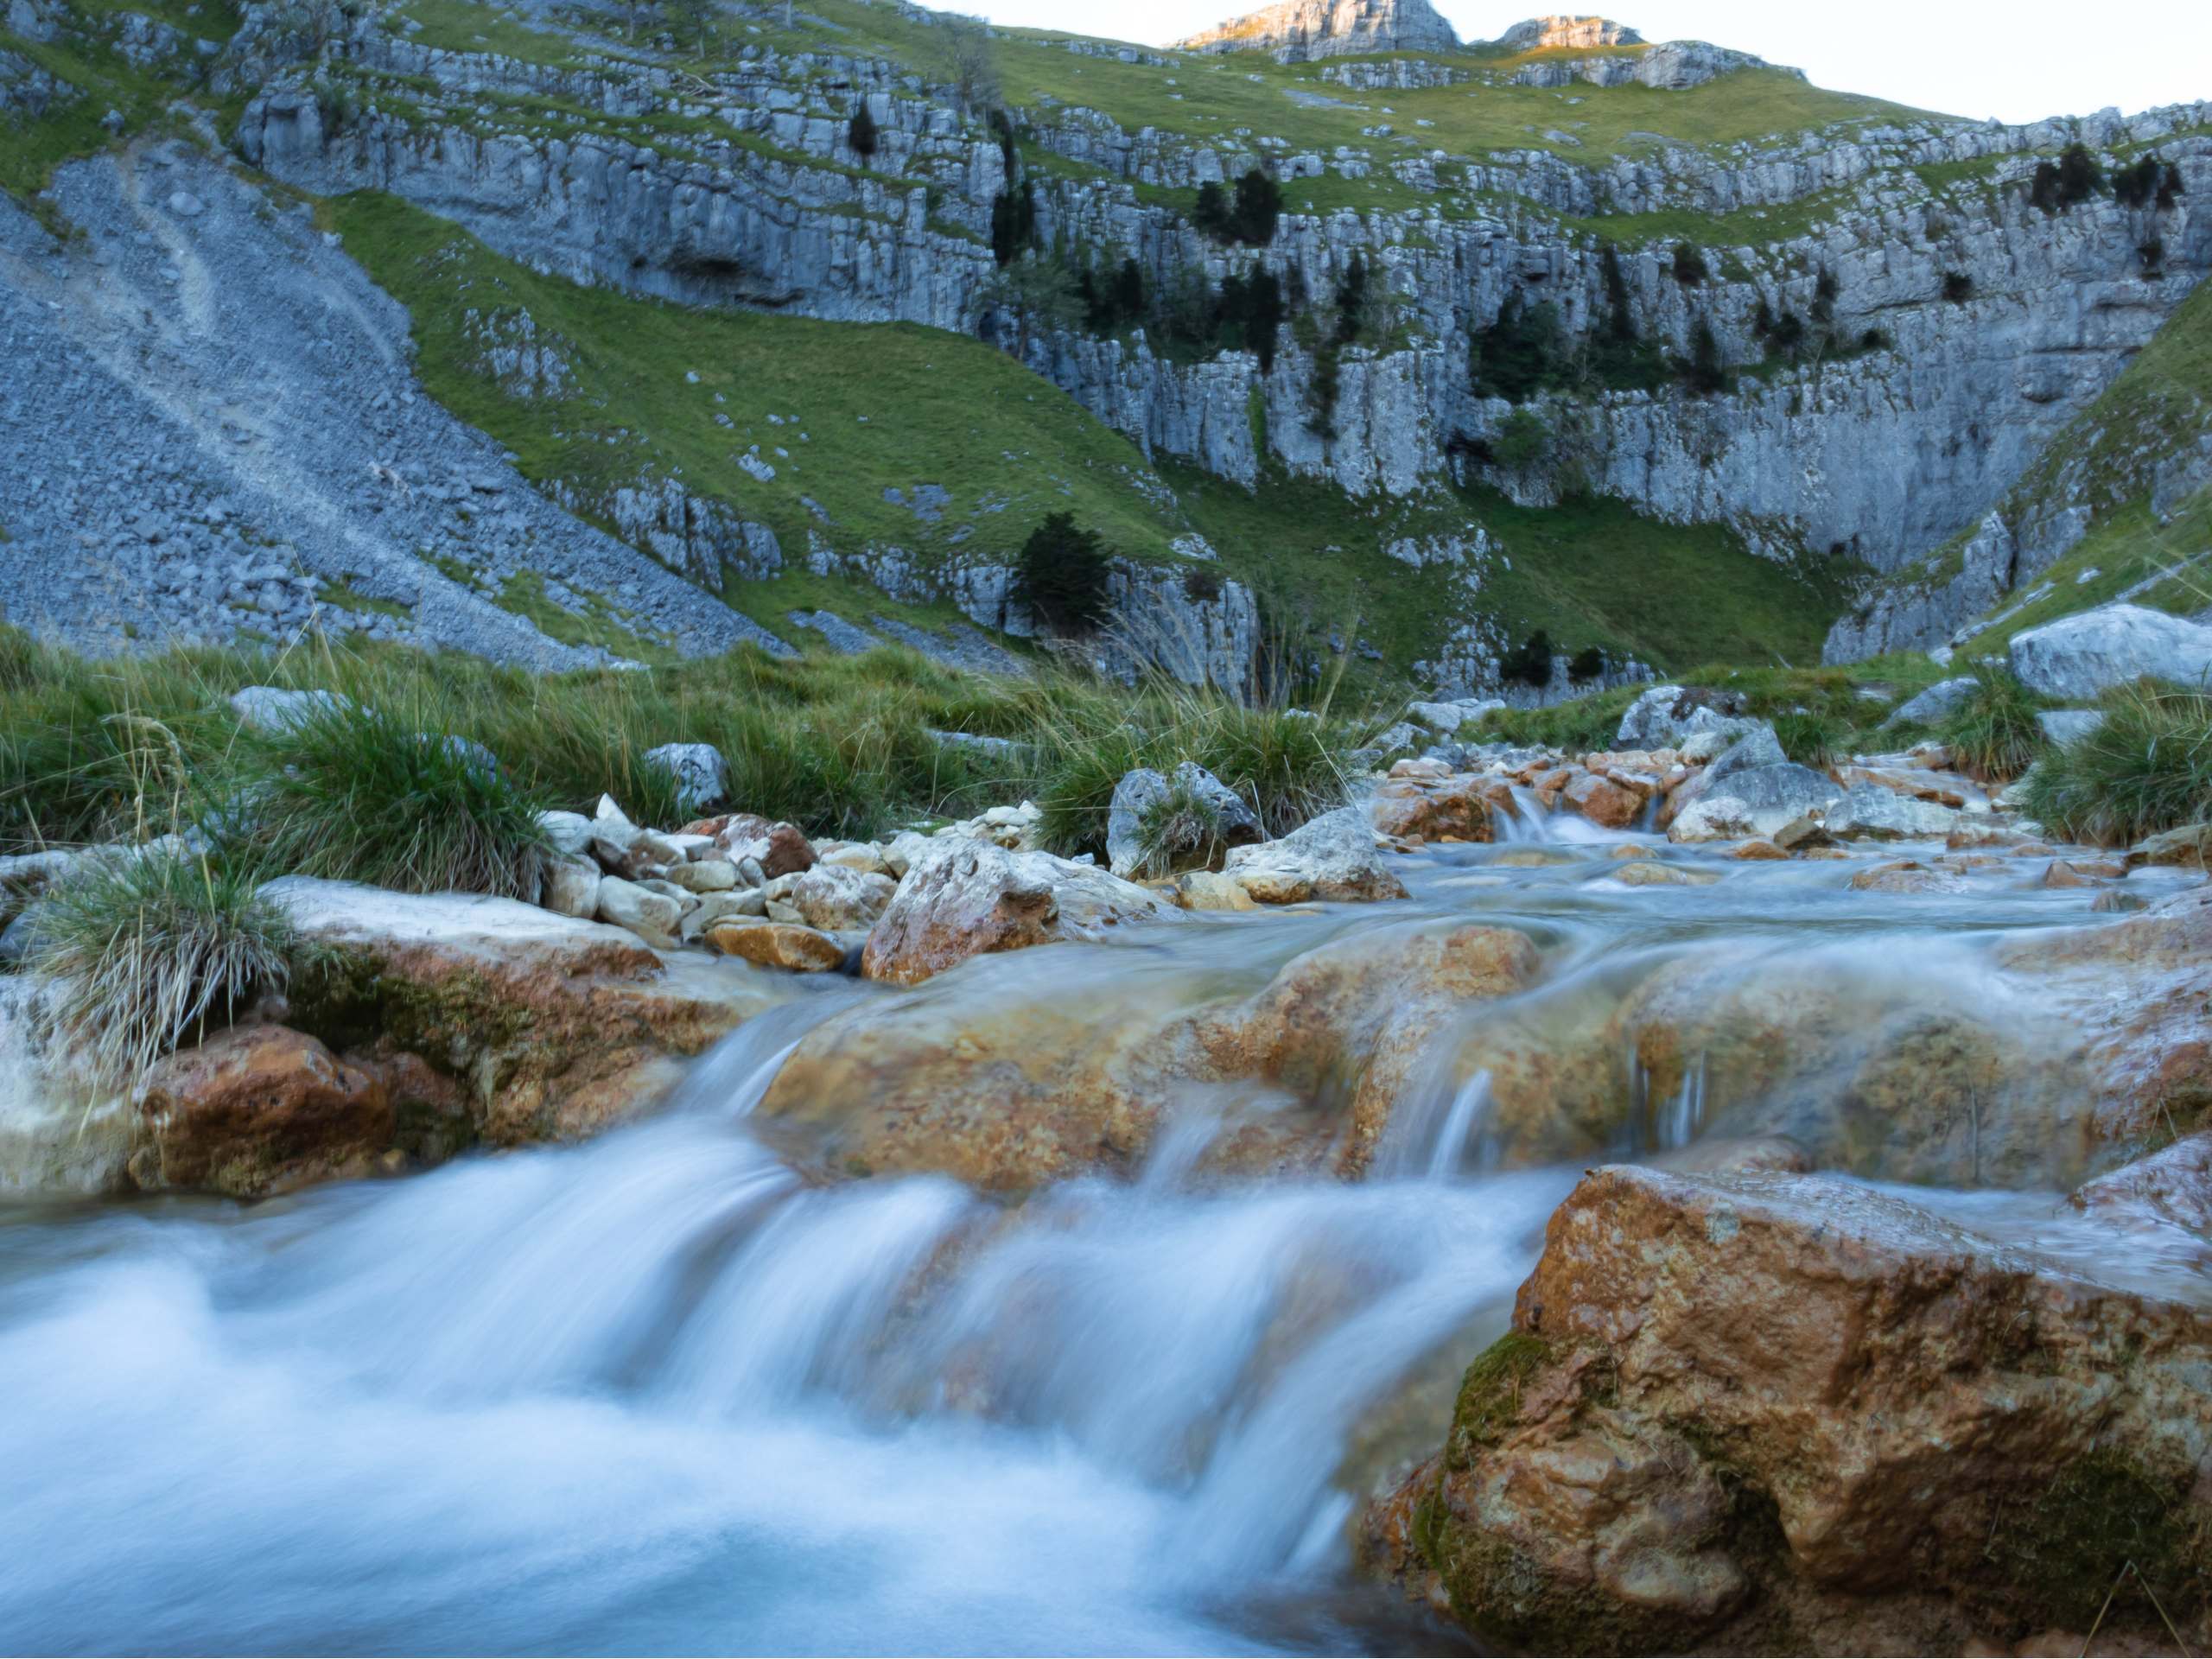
0,796 -> 2200,1654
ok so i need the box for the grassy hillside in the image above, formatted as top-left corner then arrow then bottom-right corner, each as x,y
0,0 -> 242,210
1170,463 -> 1855,676
321,190 -> 1197,614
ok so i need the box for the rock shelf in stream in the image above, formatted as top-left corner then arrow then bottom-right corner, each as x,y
1365,1163 -> 2212,1654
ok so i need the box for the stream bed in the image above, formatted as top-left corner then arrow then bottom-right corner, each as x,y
0,817 -> 2201,1654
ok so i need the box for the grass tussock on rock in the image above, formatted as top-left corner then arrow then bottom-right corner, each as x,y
1029,686 -> 1357,859
30,848 -> 296,1087
1937,662 -> 2050,782
239,696 -> 554,900
2024,682 -> 2212,844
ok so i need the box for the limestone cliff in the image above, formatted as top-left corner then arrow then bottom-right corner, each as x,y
12,0 -> 2210,696
1173,0 -> 1457,61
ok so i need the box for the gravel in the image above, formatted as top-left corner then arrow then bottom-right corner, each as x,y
0,140 -> 791,667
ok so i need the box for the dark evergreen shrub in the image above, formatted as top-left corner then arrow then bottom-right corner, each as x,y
1014,512 -> 1113,634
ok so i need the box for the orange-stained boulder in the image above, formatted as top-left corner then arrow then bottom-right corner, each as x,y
139,1024 -> 393,1197
1367,1166 -> 2212,1655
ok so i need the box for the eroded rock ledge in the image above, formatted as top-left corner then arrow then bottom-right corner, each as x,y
1366,1164 -> 2212,1654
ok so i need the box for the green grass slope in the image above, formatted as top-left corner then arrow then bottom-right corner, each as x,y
0,0 -> 243,212
321,190 -> 1198,626
1171,464 -> 1856,677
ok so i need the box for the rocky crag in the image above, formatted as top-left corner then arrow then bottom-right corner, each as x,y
1173,0 -> 1458,62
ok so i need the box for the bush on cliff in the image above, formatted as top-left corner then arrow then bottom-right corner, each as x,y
30,847 -> 296,1085
2022,682 -> 2212,845
1014,511 -> 1114,634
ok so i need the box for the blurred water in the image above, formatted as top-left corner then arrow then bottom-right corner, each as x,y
0,810 -> 2194,1653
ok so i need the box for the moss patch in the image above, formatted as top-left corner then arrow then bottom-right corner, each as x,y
1987,1450 -> 2209,1631
1441,1330 -> 1551,1469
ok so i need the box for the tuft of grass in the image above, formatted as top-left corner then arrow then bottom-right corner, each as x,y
1938,662 -> 2050,782
2021,682 -> 2212,846
30,846 -> 295,1086
236,695 -> 554,899
1131,779 -> 1229,879
1768,708 -> 1848,766
1029,682 -> 1356,857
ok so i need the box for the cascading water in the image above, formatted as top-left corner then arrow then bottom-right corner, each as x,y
0,829 -> 2197,1653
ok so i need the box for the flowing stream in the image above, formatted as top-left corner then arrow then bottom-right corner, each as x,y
0,811 -> 2202,1654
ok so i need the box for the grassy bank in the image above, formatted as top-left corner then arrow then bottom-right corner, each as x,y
0,626 -> 1371,859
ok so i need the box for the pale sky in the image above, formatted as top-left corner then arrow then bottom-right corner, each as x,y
931,1 -> 2212,126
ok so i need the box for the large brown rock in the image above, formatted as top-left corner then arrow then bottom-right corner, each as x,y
2073,1131 -> 2212,1244
1370,1166 -> 2212,1655
773,862 -> 896,931
270,878 -> 792,1154
704,918 -> 846,973
688,812 -> 817,877
138,1024 -> 396,1197
760,918 -> 1539,1191
1370,768 -> 1507,843
1605,947 -> 2095,1188
860,838 -> 1177,986
1561,770 -> 1643,830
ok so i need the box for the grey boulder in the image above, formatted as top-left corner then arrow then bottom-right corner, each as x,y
229,685 -> 351,734
645,742 -> 729,816
2008,604 -> 2212,699
2036,709 -> 2107,747
1885,677 -> 1977,727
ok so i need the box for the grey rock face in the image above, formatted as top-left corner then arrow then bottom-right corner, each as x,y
594,874 -> 681,949
2009,604 -> 2212,698
1824,783 -> 1961,840
1104,762 -> 1260,876
1885,677 -> 1978,727
1495,16 -> 1642,50
1104,767 -> 1170,879
1703,723 -> 1789,786
1826,513 -> 2018,662
210,4 -> 2212,690
1223,804 -> 1405,903
1408,697 -> 1504,733
2036,709 -> 2108,747
1170,760 -> 1262,844
644,743 -> 730,817
1669,762 -> 1843,842
537,810 -> 596,856
0,149 -> 787,667
540,854 -> 601,918
1615,685 -> 1756,750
